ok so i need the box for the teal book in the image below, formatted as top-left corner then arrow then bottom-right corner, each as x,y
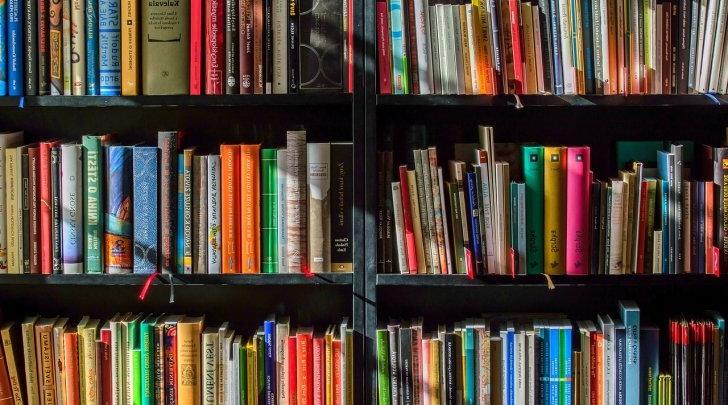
464,327 -> 475,405
619,300 -> 640,404
522,146 -> 544,274
82,135 -> 104,273
560,321 -> 572,405
261,148 -> 278,273
388,0 -> 408,94
140,314 -> 161,405
376,328 -> 391,405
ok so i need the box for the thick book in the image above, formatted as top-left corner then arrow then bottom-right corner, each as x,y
640,325 -> 659,405
50,147 -> 61,273
30,146 -> 41,275
82,135 -> 105,273
60,144 -> 83,274
376,1 -> 392,94
70,0 -> 85,94
38,0 -> 50,94
141,0 -> 189,94
105,146 -> 133,274
158,131 -> 180,273
8,0 -> 23,95
261,148 -> 278,273
49,0 -> 63,94
38,141 -> 58,274
566,147 -> 591,274
189,0 -> 202,94
331,143 -> 353,272
240,144 -> 260,273
139,315 -> 160,405
287,131 -> 307,273
299,0 -> 342,91
522,146 -> 544,274
193,156 -> 207,273
224,0 -> 239,93
5,147 -> 19,273
85,0 -> 99,94
221,144 -> 241,273
205,0 -> 224,94
179,149 -> 195,273
120,0 -> 138,94
399,165 -> 418,273
132,146 -> 159,274
619,300 -> 641,403
207,155 -> 222,273
544,146 -> 565,274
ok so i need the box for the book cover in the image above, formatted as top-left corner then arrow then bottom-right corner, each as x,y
82,135 -> 104,274
193,156 -> 207,273
276,149 -> 288,273
189,0 -> 202,94
180,149 -> 195,273
399,165 -> 418,273
133,146 -> 159,274
39,141 -> 59,275
207,155 -> 222,273
60,144 -> 83,274
120,0 -> 138,94
299,0 -> 342,91
544,146 -> 565,275
261,148 -> 278,273
104,145 -> 133,274
522,146 -> 544,274
7,0 -> 23,95
140,315 -> 160,405
287,131 -> 307,273
205,0 -> 223,94
176,317 -> 203,405
85,0 -> 99,94
224,0 -> 238,94
221,144 -> 241,273
141,0 -> 189,94
619,301 -> 641,403
331,143 -> 353,272
240,144 -> 260,274
263,319 -> 276,404
70,0 -> 85,94
566,146 -> 591,275
308,143 -> 331,273
391,182 -> 408,273
49,0 -> 63,94
158,131 -> 180,273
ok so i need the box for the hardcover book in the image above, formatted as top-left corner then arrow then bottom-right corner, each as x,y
193,156 -> 208,273
261,148 -> 278,273
8,0 -> 23,95
544,146 -> 565,275
286,131 -> 307,273
70,0 -> 85,94
50,147 -> 62,273
240,144 -> 260,273
522,146 -> 544,274
224,0 -> 238,94
49,0 -> 63,94
98,0 -> 120,95
189,0 -> 202,94
82,135 -> 105,274
133,146 -> 159,274
61,0 -> 70,93
221,145 -> 241,272
276,149 -> 288,273
205,0 -> 224,94
158,131 -> 180,273
120,0 -> 139,94
566,146 -> 591,274
60,144 -> 83,274
239,0 -> 253,94
38,0 -> 50,94
105,146 -> 133,274
0,132 -> 23,272
331,143 -> 353,272
86,0 -> 100,94
176,317 -> 203,405
141,0 -> 189,94
299,0 -> 342,91
180,149 -> 195,273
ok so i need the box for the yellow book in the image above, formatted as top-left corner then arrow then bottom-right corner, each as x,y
430,339 -> 440,405
521,2 -> 538,94
471,0 -> 493,94
324,326 -> 333,405
78,317 -> 100,405
121,0 -> 139,95
459,5 -> 473,95
34,318 -> 58,405
406,171 -> 427,274
246,337 -> 257,405
177,316 -> 204,405
1,323 -> 25,405
544,146 -> 566,275
5,148 -> 18,274
21,316 -> 40,405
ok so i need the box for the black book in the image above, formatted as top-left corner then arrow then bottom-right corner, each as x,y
581,0 -> 595,94
24,0 -> 37,94
670,0 -> 678,94
398,327 -> 413,405
454,330 -> 463,404
377,151 -> 386,273
330,143 -> 353,272
37,0 -> 50,95
677,0 -> 690,94
537,0 -> 554,93
225,0 -> 240,94
287,0 -> 298,93
589,181 -> 601,274
21,152 -> 30,273
50,146 -> 62,274
298,0 -> 342,91
264,0 -> 272,93
690,181 -> 698,273
444,332 -> 456,405
384,151 -> 393,273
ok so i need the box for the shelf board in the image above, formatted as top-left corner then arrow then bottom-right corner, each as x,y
0,273 -> 353,286
0,94 -> 352,108
376,273 -> 724,287
377,94 -> 726,107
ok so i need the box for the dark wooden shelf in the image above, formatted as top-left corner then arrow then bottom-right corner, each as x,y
377,94 -> 727,107
0,273 -> 353,286
0,93 -> 352,108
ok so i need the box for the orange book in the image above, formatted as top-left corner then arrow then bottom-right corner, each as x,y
221,145 -> 241,273
239,144 -> 261,273
332,339 -> 342,405
591,331 -> 604,405
297,328 -> 313,405
63,331 -> 80,405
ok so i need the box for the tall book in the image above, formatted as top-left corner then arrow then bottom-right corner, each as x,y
133,146 -> 159,274
82,135 -> 105,274
193,156 -> 207,273
202,327 -> 219,405
39,141 -> 59,275
566,146 -> 591,275
70,0 -> 85,94
308,143 -> 331,273
189,0 -> 202,94
21,316 -> 40,404
78,318 -> 100,405
240,144 -> 260,273
276,149 -> 288,273
20,149 -> 29,273
206,155 -> 221,273
261,148 -> 278,273
619,301 -> 640,404
34,318 -> 58,405
50,147 -> 61,273
105,146 -> 133,274
522,146 -> 544,274
158,131 -> 180,273
120,0 -> 138,94
139,314 -> 160,405
543,146 -> 565,275
287,131 -> 307,273
176,317 -> 203,405
224,0 -> 238,94
179,149 -> 195,273
331,143 -> 353,272
0,132 -> 23,272
60,144 -> 83,274
220,145 -> 241,273
38,0 -> 50,94
85,0 -> 99,94
272,0 -> 287,92
141,0 -> 189,94
239,0 -> 253,94
63,329 -> 80,405
205,0 -> 223,94
49,0 -> 63,94
299,0 -> 342,91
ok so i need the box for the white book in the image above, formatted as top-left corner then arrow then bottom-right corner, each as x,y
202,328 -> 219,405
525,327 -> 536,405
272,0 -> 287,93
719,27 -> 728,93
709,0 -> 728,92
451,5 -> 466,94
435,5 -> 449,94
465,5 -> 480,94
558,0 -> 576,94
277,149 -> 288,273
699,0 -> 720,92
110,317 -> 123,405
477,163 -> 496,273
429,5 -> 442,94
442,5 -> 458,94
206,155 -> 221,273
276,320 -> 290,405
414,0 -> 434,93
216,323 -> 229,403
515,329 -> 525,404
70,0 -> 86,95
307,143 -> 331,273
609,180 -> 625,274
62,0 -> 72,94
419,150 -> 439,273
695,0 -> 710,88
0,131 -> 22,273
655,5 -> 663,94
437,167 -> 453,274
391,182 -> 408,273
222,329 -> 235,404
60,143 -> 83,274
232,335 -> 242,405
598,314 -> 616,405
286,130 -> 307,273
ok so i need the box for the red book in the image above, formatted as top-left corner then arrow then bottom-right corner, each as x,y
205,0 -> 224,94
28,146 -> 40,274
565,147 -> 591,275
332,339 -> 342,405
99,327 -> 111,405
507,0 -> 524,93
398,165 -> 417,273
64,332 -> 81,405
312,334 -> 324,405
39,141 -> 58,274
589,331 -> 602,405
288,336 -> 297,405
376,1 -> 392,94
164,323 -> 178,405
189,0 -> 203,94
636,181 -> 649,273
239,0 -> 253,94
296,329 -> 313,405
706,182 -> 715,274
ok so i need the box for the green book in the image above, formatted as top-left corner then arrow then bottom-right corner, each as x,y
261,148 -> 278,273
133,349 -> 142,405
82,135 -> 104,273
256,330 -> 264,403
522,146 -> 544,274
447,182 -> 465,274
376,328 -> 391,405
510,182 -> 519,261
240,344 -> 247,405
140,314 -> 160,405
124,314 -> 143,405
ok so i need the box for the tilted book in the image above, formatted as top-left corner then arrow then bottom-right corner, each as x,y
206,155 -> 221,274
141,0 -> 189,94
240,144 -> 260,273
286,131 -> 307,273
104,146 -> 133,274
132,146 -> 159,274
308,143 -> 331,273
60,144 -> 83,274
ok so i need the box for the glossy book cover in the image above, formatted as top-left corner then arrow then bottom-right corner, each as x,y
104,146 -> 133,273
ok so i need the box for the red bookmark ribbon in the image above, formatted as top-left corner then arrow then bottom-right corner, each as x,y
138,273 -> 158,301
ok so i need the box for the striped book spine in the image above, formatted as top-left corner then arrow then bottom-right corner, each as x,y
261,148 -> 278,273
104,146 -> 133,273
286,131 -> 307,273
132,146 -> 159,274
60,144 -> 83,274
82,135 -> 104,274
85,0 -> 99,94
98,0 -> 120,95
206,155 -> 221,273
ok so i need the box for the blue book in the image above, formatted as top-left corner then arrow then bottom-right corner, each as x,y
177,154 -> 184,272
465,173 -> 482,272
640,325 -> 660,405
0,0 -> 7,95
656,151 -> 675,273
263,318 -> 276,405
619,300 -> 641,404
133,147 -> 159,274
6,0 -> 21,94
548,0 -> 563,95
507,325 -> 515,405
464,327 -> 475,405
98,0 -> 120,95
580,0 -> 594,93
388,0 -> 407,95
615,320 -> 626,405
660,180 -> 670,274
561,322 -> 572,405
86,0 -> 100,94
548,323 -> 559,405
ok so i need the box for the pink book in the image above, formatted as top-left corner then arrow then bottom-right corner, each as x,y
398,165 -> 418,273
189,0 -> 203,94
565,147 -> 591,275
376,1 -> 392,94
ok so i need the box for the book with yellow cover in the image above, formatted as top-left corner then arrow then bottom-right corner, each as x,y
245,336 -> 257,405
176,316 -> 204,405
34,318 -> 58,405
543,146 -> 566,274
324,326 -> 334,405
78,317 -> 100,405
121,0 -> 139,94
1,323 -> 25,405
21,316 -> 40,405
240,145 -> 261,274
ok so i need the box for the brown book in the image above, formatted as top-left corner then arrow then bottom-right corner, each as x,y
253,0 -> 264,94
62,330 -> 79,405
34,318 -> 57,405
21,316 -> 40,405
49,0 -> 63,94
239,0 -> 254,94
28,146 -> 40,274
154,321 -> 166,404
0,323 -> 24,405
176,316 -> 204,405
141,0 -> 190,94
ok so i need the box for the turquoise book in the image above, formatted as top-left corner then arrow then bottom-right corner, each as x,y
139,314 -> 160,405
388,0 -> 408,94
98,0 -> 121,95
619,300 -> 640,404
261,148 -> 278,273
522,146 -> 544,274
464,327 -> 475,405
83,135 -> 104,274
132,147 -> 158,274
85,0 -> 100,94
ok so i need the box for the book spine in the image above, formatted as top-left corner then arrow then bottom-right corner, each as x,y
38,0 -> 50,94
253,0 -> 263,93
287,131 -> 307,273
376,2 -> 392,94
82,136 -> 103,274
49,0 -> 63,94
37,144 -> 51,274
428,149 -> 447,272
264,321 -> 276,405
330,143 -> 353,272
0,0 -> 6,93
287,0 -> 298,92
566,147 -> 591,274
158,132 -> 178,273
140,322 -> 154,405
176,321 -> 202,405
189,0 -> 202,94
193,156 -> 207,273
272,0 -> 286,93
36,325 -> 55,404
522,146 -> 544,274
263,0 -> 272,93
276,150 -> 288,273
239,0 -> 253,94
86,0 -> 100,94
307,143 -> 331,273
19,152 -> 28,273
549,0 -> 564,93
447,182 -> 465,274
50,147 -> 62,273
182,150 -> 194,273
389,0 -> 408,94
224,0 -> 239,93
5,149 -> 18,273
7,0 -> 23,95
261,149 -> 278,273
28,148 -> 40,274
620,304 -> 641,403
163,324 -> 177,405
121,0 -> 138,94
240,145 -> 261,273
141,0 -> 190,94
544,147 -> 565,275
637,181 -> 649,273
221,145 -> 241,272
177,155 -> 185,272
466,173 -> 482,273
661,179 -> 670,273
61,145 -> 83,274
99,329 -> 111,405
105,146 -> 133,274
581,0 -> 595,93
405,0 -> 420,94
207,155 -> 222,273
133,147 -> 159,274
70,0 -> 84,94
205,0 -> 224,94
414,151 -> 434,273
399,166 -> 418,273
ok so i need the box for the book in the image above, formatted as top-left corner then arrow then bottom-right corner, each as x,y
82,135 -> 105,274
331,143 -> 353,272
98,0 -> 120,95
240,144 -> 260,273
176,317 -> 204,404
566,146 -> 591,274
277,149 -> 288,273
0,132 -> 23,272
224,0 -> 238,94
158,131 -> 180,273
299,0 -> 342,91
308,143 -> 331,273
189,0 -> 202,94
261,148 -> 278,273
179,149 -> 195,273
141,0 -> 189,94
104,146 -> 133,274
221,145 -> 241,273
120,0 -> 138,95
60,144 -> 83,274
84,0 -> 98,94
544,146 -> 566,274
7,0 -> 23,95
193,156 -> 208,273
49,0 -> 63,94
133,147 -> 159,274
38,0 -> 50,95
287,131 -> 307,273
205,0 -> 224,94
522,146 -> 544,274
70,0 -> 85,94
207,155 -> 222,274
